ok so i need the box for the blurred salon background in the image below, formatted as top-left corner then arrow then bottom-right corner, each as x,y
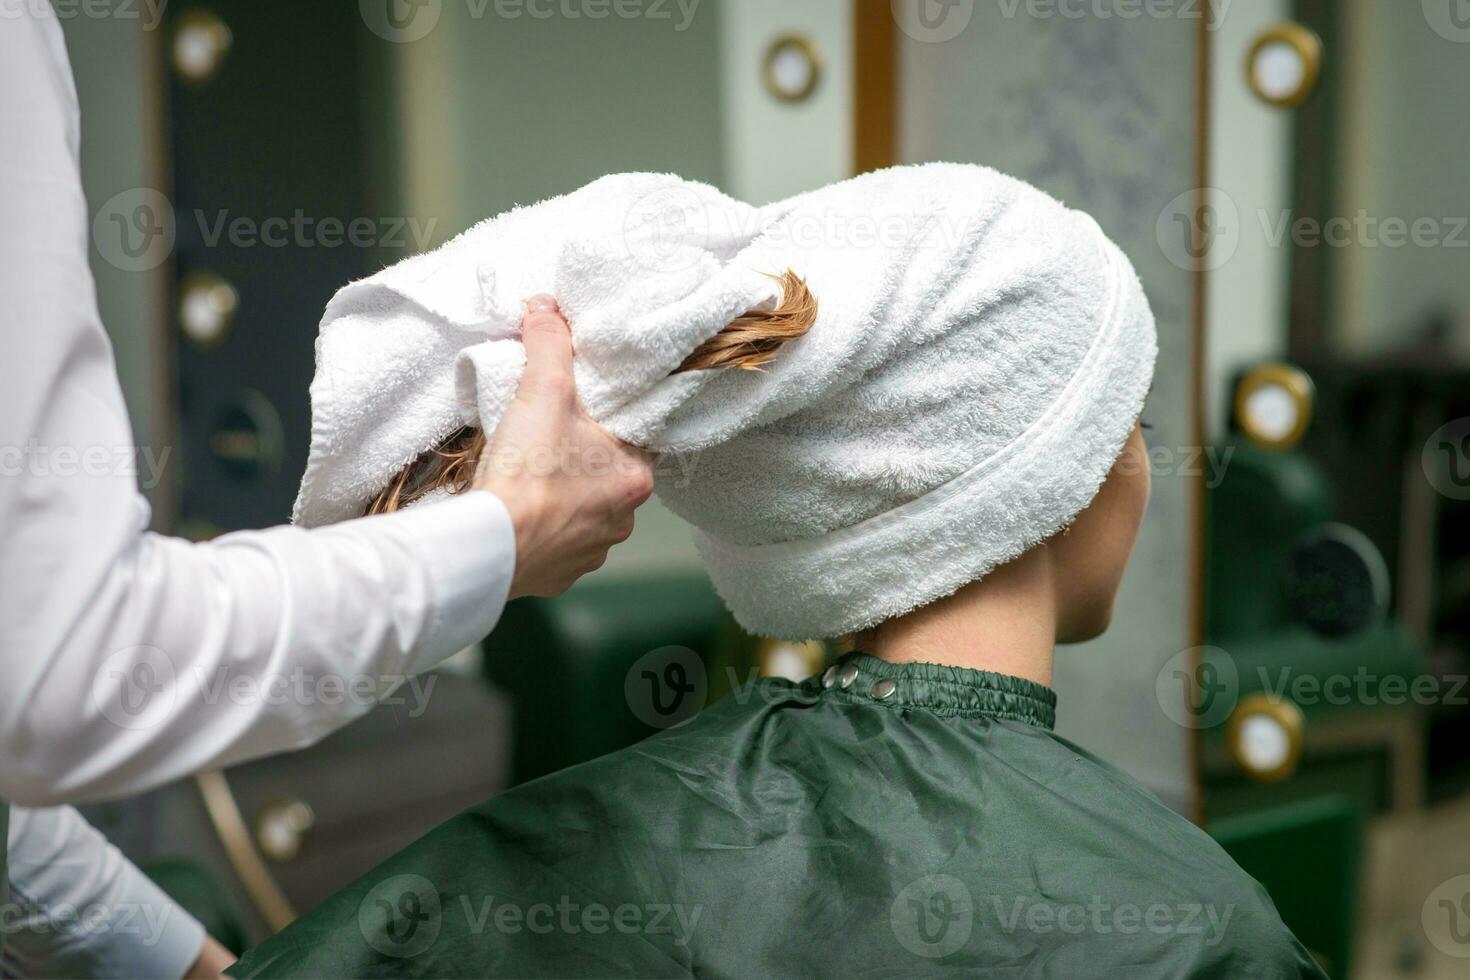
53,1 -> 1470,975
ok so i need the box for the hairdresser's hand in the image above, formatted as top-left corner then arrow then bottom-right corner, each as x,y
184,936 -> 236,978
473,295 -> 655,598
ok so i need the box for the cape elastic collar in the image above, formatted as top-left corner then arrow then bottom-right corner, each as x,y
815,652 -> 1058,731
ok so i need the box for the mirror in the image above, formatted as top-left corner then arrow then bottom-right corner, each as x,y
1204,1 -> 1469,972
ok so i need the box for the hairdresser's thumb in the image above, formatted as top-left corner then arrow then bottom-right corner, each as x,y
519,294 -> 575,401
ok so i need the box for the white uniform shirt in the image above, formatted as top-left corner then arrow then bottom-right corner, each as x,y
5,806 -> 208,979
0,5 -> 517,807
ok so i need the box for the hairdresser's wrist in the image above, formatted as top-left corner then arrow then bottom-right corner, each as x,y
370,490 -> 516,668
475,479 -> 558,601
184,936 -> 236,979
476,461 -> 642,599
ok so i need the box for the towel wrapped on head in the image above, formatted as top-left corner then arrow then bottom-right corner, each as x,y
292,163 -> 1157,640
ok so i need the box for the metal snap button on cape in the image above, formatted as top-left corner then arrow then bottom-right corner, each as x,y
837,664 -> 859,689
871,679 -> 897,701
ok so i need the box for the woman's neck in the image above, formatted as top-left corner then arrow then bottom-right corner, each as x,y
864,546 -> 1057,687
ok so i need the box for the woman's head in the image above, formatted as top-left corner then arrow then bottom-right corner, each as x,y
374,334 -> 1151,651
296,166 -> 1157,643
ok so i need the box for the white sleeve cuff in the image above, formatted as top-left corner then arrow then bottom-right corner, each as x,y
380,491 -> 516,674
116,875 -> 209,980
4,806 -> 207,980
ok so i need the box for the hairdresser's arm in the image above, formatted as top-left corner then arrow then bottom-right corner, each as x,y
3,805 -> 230,979
0,8 -> 648,805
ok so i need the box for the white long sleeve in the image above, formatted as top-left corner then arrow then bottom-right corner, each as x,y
4,806 -> 207,979
0,6 -> 516,805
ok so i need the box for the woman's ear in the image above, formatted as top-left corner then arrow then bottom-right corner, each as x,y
1049,426 -> 1151,643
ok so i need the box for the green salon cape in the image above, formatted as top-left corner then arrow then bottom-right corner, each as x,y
232,654 -> 1324,978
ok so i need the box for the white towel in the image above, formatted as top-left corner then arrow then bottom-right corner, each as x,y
293,163 -> 1157,640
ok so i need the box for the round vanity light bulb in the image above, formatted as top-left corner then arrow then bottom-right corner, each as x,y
1226,694 -> 1305,784
1245,22 -> 1322,110
173,11 -> 233,85
763,35 -> 821,103
1238,714 -> 1291,774
179,273 -> 240,349
1234,362 -> 1314,451
1243,383 -> 1298,443
1252,41 -> 1305,103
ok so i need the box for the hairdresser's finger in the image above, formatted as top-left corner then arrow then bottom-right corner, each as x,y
519,294 -> 575,396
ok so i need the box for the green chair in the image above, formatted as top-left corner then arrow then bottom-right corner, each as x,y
483,572 -> 743,785
143,857 -> 250,956
1206,443 -> 1335,642
1204,439 -> 1428,814
1211,796 -> 1361,979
